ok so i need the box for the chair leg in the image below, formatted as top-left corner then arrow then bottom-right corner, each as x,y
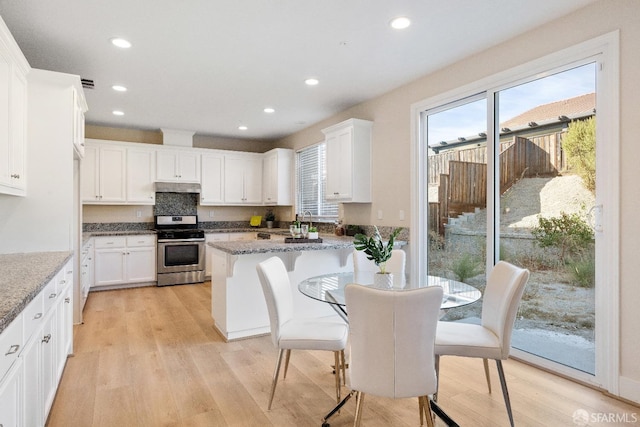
483,358 -> 492,394
433,355 -> 440,402
423,397 -> 435,427
283,349 -> 292,379
340,350 -> 347,386
353,391 -> 365,427
267,349 -> 285,410
334,351 -> 342,403
495,360 -> 515,427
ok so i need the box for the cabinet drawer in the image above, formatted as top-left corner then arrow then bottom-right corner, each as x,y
0,314 -> 23,382
23,292 -> 44,343
43,275 -> 59,314
94,236 -> 126,249
126,235 -> 156,247
206,233 -> 229,243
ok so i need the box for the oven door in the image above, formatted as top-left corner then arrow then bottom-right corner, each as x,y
157,239 -> 205,274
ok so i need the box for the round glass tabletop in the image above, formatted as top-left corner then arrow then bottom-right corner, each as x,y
298,271 -> 481,310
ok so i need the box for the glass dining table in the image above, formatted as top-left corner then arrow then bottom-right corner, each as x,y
298,271 -> 482,320
298,271 -> 482,427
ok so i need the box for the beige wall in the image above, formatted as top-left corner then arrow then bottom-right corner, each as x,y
276,0 -> 640,400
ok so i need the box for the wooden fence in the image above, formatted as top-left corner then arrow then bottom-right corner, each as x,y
429,131 -> 566,235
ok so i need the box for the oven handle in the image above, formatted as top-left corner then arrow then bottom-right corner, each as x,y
157,238 -> 205,243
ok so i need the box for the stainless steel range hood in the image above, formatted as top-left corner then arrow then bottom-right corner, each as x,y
154,182 -> 201,193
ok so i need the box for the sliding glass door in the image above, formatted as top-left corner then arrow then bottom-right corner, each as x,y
416,42 -> 617,386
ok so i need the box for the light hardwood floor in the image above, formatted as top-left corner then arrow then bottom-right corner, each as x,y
48,282 -> 638,426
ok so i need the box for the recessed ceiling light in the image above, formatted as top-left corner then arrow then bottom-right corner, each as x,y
264,107 -> 275,113
238,125 -> 248,131
112,85 -> 127,92
390,16 -> 411,30
110,38 -> 132,48
112,110 -> 125,116
305,78 -> 319,86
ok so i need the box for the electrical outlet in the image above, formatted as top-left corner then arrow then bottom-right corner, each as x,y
377,210 -> 383,220
209,210 -> 214,218
399,210 -> 405,221
136,210 -> 142,218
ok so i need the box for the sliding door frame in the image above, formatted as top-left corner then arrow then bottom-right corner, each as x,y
410,31 -> 619,391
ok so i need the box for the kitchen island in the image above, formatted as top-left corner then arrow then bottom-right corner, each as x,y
208,235 -> 357,341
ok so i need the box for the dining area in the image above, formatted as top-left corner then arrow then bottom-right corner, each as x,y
255,229 -> 530,427
45,251 -> 638,427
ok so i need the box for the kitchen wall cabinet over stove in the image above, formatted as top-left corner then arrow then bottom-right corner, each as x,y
322,118 -> 372,203
93,235 -> 156,289
156,149 -> 201,183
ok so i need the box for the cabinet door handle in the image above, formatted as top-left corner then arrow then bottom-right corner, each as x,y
34,312 -> 43,320
65,297 -> 71,303
60,280 -> 66,284
49,293 -> 57,299
42,334 -> 51,344
5,344 -> 20,355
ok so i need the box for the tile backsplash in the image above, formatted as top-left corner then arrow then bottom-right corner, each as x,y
154,192 -> 198,216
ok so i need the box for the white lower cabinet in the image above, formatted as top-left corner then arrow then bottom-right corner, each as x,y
0,259 -> 73,427
0,359 -> 23,427
205,233 -> 229,278
93,235 -> 156,288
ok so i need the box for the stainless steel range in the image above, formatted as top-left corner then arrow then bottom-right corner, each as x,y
155,215 -> 205,286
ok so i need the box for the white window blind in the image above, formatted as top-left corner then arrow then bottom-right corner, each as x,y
296,143 -> 339,219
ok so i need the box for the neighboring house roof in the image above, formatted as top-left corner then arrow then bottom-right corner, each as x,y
500,92 -> 595,130
430,92 -> 596,152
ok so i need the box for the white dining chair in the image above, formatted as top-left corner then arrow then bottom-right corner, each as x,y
256,256 -> 348,410
434,260 -> 530,427
345,283 -> 443,427
352,248 -> 406,274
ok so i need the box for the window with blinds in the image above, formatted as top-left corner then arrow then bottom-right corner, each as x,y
296,143 -> 339,220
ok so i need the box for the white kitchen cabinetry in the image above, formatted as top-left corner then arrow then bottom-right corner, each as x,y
224,153 -> 262,204
80,239 -> 94,312
156,149 -> 201,183
0,360 -> 22,427
201,153 -> 225,205
0,259 -> 74,427
262,148 -> 293,205
205,233 -> 229,278
81,142 -> 127,203
322,118 -> 372,202
228,232 -> 257,242
127,147 -> 156,204
0,21 -> 29,197
93,235 -> 156,289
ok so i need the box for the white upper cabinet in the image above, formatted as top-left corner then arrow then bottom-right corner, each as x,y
262,148 -> 293,206
323,118 -> 372,202
0,20 -> 29,197
224,153 -> 262,204
156,149 -> 201,183
201,152 -> 224,205
126,147 -> 156,204
81,142 -> 127,203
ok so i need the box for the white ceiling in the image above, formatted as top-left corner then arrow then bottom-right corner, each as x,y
0,0 -> 595,141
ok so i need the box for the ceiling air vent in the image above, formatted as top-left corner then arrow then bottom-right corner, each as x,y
81,78 -> 94,89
